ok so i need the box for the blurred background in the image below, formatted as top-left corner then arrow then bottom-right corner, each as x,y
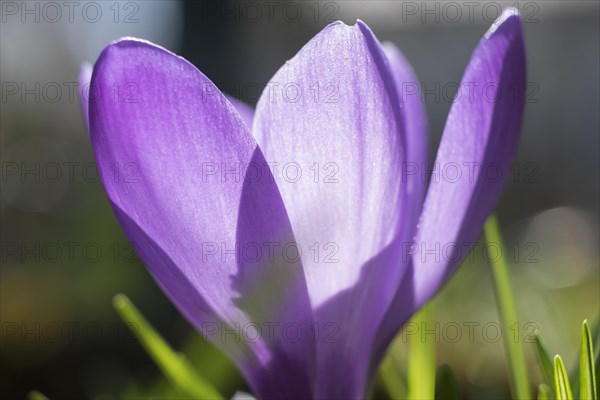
1,0 -> 598,399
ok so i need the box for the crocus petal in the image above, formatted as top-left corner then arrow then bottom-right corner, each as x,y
253,21 -> 411,398
414,7 -> 525,309
88,38 -> 314,398
78,61 -> 93,130
383,42 -> 429,225
375,8 -> 526,364
226,95 -> 255,128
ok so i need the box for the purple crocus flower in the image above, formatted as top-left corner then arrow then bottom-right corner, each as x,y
80,8 -> 525,400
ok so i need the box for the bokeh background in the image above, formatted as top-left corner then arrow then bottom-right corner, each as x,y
1,0 -> 599,399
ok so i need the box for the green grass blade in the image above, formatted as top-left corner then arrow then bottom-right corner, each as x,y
407,301 -> 436,400
592,318 -> 600,357
27,391 -> 49,400
573,318 -> 600,397
380,353 -> 406,400
534,333 -> 555,395
484,214 -> 530,400
555,355 -> 573,400
537,384 -> 550,400
581,320 -> 597,399
113,294 -> 224,400
596,352 -> 599,400
435,364 -> 460,400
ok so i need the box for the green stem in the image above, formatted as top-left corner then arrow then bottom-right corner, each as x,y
484,214 -> 530,400
407,301 -> 436,400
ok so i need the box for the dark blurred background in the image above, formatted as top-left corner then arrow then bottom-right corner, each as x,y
1,1 -> 599,399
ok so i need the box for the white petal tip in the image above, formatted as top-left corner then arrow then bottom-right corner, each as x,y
485,7 -> 521,39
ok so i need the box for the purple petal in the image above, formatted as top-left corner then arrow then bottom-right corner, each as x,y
88,38 -> 314,398
413,7 -> 525,310
226,95 -> 255,128
375,8 -> 526,364
383,42 -> 429,224
78,61 -> 93,130
253,21 -> 411,398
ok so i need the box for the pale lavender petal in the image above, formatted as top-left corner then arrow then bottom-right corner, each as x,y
88,38 -> 314,398
78,61 -> 93,130
383,42 -> 428,223
253,21 -> 411,398
375,8 -> 526,365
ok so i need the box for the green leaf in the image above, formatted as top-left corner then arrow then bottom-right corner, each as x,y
537,384 -> 550,400
555,355 -> 573,400
380,353 -> 406,400
113,294 -> 224,400
595,352 -> 600,400
581,320 -> 597,400
27,391 -> 49,400
571,318 -> 599,398
407,301 -> 436,400
484,215 -> 530,400
534,333 -> 555,396
435,364 -> 460,400
593,318 -> 600,357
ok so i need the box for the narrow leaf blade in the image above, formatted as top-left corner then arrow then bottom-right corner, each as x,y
27,391 -> 49,400
380,354 -> 406,400
534,333 -> 555,396
484,215 -> 530,400
595,352 -> 599,400
537,384 -> 550,400
581,320 -> 597,400
572,319 -> 599,398
407,301 -> 436,400
555,355 -> 573,400
435,364 -> 460,400
113,294 -> 223,400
